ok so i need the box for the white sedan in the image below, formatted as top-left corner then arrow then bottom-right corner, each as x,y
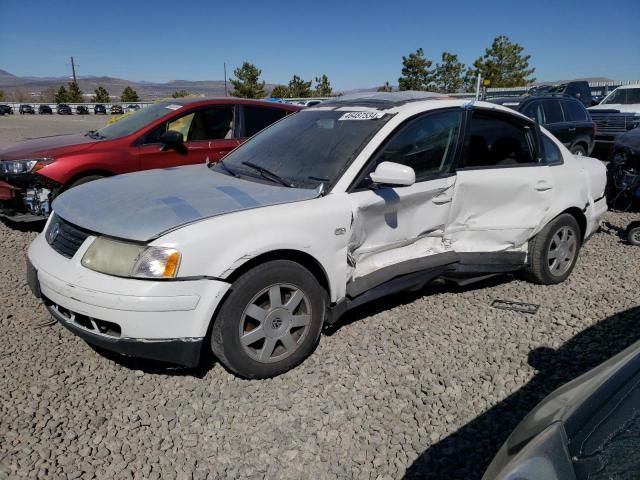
27,92 -> 607,378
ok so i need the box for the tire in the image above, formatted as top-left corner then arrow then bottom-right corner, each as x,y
210,260 -> 326,379
570,144 -> 586,156
67,175 -> 105,190
525,213 -> 582,284
628,225 -> 640,246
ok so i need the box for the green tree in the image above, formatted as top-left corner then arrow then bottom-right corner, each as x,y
433,52 -> 465,93
398,48 -> 434,91
54,85 -> 69,103
93,86 -> 110,103
171,90 -> 190,98
468,35 -> 535,88
314,74 -> 332,96
230,62 -> 266,98
121,86 -> 140,102
377,81 -> 393,92
67,81 -> 83,102
270,85 -> 289,98
288,74 -> 312,98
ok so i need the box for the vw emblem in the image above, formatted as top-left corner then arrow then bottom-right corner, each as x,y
46,222 -> 60,245
271,317 -> 283,329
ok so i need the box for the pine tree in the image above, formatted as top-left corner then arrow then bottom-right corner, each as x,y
314,74 -> 332,96
398,48 -> 434,91
54,85 -> 69,103
121,86 -> 140,102
270,85 -> 290,98
288,75 -> 312,98
93,86 -> 110,103
230,62 -> 266,98
468,35 -> 535,88
433,52 -> 465,93
171,90 -> 190,98
67,81 -> 84,102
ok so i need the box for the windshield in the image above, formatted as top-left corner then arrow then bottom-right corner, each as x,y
97,102 -> 175,139
601,88 -> 640,105
214,109 -> 391,189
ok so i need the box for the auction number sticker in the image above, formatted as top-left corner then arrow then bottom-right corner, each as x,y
339,111 -> 385,120
165,104 -> 183,110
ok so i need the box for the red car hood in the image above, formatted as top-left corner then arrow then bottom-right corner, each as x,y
0,134 -> 97,160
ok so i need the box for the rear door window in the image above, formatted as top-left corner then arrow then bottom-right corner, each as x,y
243,106 -> 288,137
542,100 -> 564,124
561,100 -> 588,122
521,101 -> 545,124
462,111 -> 537,168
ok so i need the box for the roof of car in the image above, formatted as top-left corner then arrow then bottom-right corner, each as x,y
489,95 -> 583,106
166,97 -> 301,110
313,91 -> 449,110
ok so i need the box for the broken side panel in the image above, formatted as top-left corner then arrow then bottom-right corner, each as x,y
347,175 -> 457,281
444,167 -> 555,253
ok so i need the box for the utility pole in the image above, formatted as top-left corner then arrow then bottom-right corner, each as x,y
223,62 -> 227,97
70,56 -> 77,83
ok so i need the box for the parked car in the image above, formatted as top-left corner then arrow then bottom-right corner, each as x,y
75,105 -> 89,115
38,105 -> 53,114
25,93 -> 607,378
589,84 -> 640,149
94,104 -> 107,115
528,81 -> 593,107
56,104 -> 72,115
606,126 -> 640,210
490,96 -> 596,155
0,98 -> 300,219
483,337 -> 640,479
110,104 -> 124,115
0,104 -> 14,115
19,104 -> 35,115
127,104 -> 140,112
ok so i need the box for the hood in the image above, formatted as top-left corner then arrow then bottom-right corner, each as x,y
0,134 -> 97,160
52,164 -> 321,242
589,104 -> 640,113
614,127 -> 640,152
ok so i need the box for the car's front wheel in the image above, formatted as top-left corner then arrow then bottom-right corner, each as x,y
210,260 -> 326,379
525,213 -> 582,284
570,144 -> 586,156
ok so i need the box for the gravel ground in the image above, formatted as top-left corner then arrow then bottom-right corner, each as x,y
0,118 -> 639,479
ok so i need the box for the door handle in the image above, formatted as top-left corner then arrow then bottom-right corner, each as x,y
568,128 -> 576,132
535,181 -> 553,192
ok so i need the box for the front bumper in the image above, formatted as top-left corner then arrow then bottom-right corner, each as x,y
27,232 -> 231,367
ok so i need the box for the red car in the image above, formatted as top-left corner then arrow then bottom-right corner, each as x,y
0,98 -> 300,220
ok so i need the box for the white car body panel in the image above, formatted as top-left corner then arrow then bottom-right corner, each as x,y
27,97 -> 608,355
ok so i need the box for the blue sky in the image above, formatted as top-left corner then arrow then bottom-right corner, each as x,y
1,0 -> 638,90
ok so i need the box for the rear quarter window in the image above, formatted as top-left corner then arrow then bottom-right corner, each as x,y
562,100 -> 589,122
243,106 -> 288,137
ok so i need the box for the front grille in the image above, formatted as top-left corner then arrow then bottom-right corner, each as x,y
43,296 -> 121,337
591,112 -> 639,135
46,214 -> 93,258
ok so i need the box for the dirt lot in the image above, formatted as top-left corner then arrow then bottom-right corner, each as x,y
0,114 -> 108,144
1,116 -> 639,479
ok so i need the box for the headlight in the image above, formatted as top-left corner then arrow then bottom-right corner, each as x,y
0,158 -> 54,174
81,236 -> 181,279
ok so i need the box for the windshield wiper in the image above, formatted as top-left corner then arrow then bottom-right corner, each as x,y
215,159 -> 239,177
241,161 -> 293,188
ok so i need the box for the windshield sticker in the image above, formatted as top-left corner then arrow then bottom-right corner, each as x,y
165,104 -> 183,111
338,111 -> 385,121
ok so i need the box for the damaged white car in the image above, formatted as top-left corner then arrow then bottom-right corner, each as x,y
27,92 -> 607,378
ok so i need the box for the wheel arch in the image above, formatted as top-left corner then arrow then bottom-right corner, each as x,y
62,169 -> 115,191
559,206 -> 587,240
224,249 -> 331,298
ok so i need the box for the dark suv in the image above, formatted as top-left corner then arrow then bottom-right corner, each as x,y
528,81 -> 593,107
490,96 -> 596,155
19,105 -> 35,114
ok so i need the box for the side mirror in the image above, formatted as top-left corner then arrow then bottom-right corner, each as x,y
369,161 -> 416,187
159,130 -> 186,154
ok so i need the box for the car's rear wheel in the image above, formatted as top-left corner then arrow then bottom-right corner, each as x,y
210,260 -> 326,379
570,144 -> 586,156
525,213 -> 582,284
628,224 -> 640,246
